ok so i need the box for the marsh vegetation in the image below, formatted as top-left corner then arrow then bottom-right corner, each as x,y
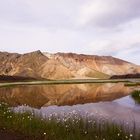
0,102 -> 140,140
131,90 -> 140,104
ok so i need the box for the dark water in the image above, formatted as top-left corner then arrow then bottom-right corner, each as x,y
0,83 -> 140,129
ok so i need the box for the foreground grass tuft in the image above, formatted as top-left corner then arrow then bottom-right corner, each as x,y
0,102 -> 140,140
132,90 -> 140,104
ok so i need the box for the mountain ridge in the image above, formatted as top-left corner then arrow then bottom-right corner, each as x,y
0,50 -> 140,79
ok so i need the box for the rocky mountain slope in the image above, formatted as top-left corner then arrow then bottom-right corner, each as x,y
0,50 -> 140,79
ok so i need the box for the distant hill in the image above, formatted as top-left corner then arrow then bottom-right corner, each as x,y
0,50 -> 140,80
0,75 -> 39,82
110,73 -> 140,79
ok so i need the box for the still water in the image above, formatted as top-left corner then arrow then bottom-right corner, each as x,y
0,83 -> 140,128
0,83 -> 134,108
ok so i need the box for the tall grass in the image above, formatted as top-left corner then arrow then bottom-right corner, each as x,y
0,102 -> 140,140
132,90 -> 140,104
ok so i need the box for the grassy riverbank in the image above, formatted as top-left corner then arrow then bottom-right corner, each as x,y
131,90 -> 140,104
0,79 -> 132,88
0,102 -> 140,140
125,83 -> 140,87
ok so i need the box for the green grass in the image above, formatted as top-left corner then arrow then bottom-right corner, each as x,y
85,70 -> 109,79
0,79 -> 131,88
131,90 -> 140,104
0,102 -> 140,140
124,82 -> 140,87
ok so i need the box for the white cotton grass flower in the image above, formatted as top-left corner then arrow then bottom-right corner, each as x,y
84,131 -> 87,134
125,136 -> 128,139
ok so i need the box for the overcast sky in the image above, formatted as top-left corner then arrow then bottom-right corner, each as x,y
0,0 -> 140,64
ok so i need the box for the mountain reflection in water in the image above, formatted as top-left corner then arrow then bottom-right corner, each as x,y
0,83 -> 134,108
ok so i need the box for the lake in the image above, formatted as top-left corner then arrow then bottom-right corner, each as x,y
0,83 -> 140,129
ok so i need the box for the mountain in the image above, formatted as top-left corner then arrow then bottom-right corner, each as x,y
0,50 -> 48,79
0,50 -> 140,80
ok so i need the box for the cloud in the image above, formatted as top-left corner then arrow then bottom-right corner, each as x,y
88,31 -> 140,56
78,0 -> 140,28
115,43 -> 140,64
0,0 -> 82,29
0,22 -> 89,54
0,0 -> 140,64
86,19 -> 140,64
87,43 -> 140,64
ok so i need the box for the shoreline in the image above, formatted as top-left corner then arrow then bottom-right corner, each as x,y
0,78 -> 135,88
